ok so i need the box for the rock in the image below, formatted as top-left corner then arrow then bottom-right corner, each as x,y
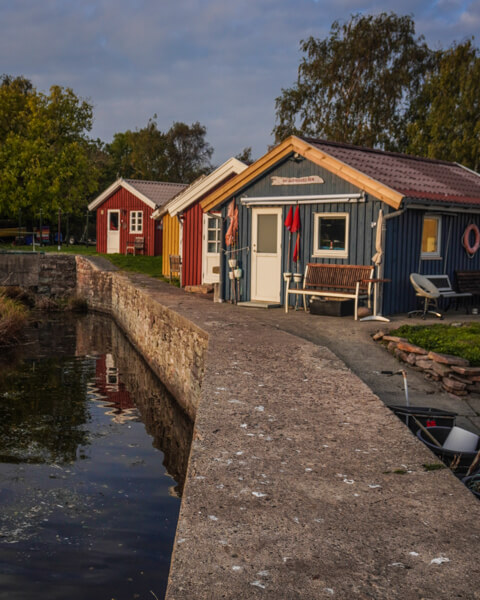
357,307 -> 372,318
387,341 -> 397,353
427,351 -> 470,367
397,341 -> 427,355
450,373 -> 473,385
393,348 -> 408,362
406,353 -> 417,366
466,382 -> 480,393
442,377 -> 467,393
372,331 -> 385,341
383,336 -> 407,343
431,362 -> 452,378
416,358 -> 434,370
451,366 -> 480,376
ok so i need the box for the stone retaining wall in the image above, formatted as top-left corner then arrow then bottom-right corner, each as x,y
75,256 -> 207,419
374,331 -> 480,396
0,252 -> 76,297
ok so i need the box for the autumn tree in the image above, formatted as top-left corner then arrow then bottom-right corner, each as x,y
406,40 -> 480,171
0,76 -> 100,222
105,119 -> 214,184
273,13 -> 433,151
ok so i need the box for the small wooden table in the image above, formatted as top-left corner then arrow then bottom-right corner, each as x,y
360,278 -> 391,322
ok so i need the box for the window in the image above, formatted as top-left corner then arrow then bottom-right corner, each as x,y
313,213 -> 349,258
206,216 -> 221,254
421,215 -> 441,259
130,210 -> 143,233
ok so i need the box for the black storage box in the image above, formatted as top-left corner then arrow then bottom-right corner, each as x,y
309,298 -> 355,317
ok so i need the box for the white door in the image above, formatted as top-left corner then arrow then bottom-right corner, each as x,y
251,207 -> 282,302
107,210 -> 120,254
202,214 -> 221,284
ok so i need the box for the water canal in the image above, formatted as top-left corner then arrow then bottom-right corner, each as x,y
0,313 -> 193,600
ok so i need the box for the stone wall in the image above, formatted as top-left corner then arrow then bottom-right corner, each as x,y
75,256 -> 208,419
0,252 -> 76,297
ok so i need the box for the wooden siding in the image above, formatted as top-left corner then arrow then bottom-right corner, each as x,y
383,209 -> 480,315
182,202 -> 203,287
95,187 -> 160,256
162,213 -> 180,277
221,155 -> 383,304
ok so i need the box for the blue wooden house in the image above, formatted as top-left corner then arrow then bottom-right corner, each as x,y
200,136 -> 480,315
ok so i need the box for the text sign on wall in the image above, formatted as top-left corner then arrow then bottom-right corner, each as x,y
271,175 -> 325,186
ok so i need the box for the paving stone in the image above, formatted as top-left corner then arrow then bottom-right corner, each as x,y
428,351 -> 470,367
397,341 -> 427,354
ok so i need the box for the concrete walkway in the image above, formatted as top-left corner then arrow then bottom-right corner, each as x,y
153,287 -> 480,599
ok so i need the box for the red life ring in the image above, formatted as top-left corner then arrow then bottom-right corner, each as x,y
463,224 -> 480,256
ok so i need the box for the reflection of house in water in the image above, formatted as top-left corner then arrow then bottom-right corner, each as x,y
92,353 -> 139,424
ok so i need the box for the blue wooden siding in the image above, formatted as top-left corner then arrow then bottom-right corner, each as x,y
219,152 -> 480,313
383,210 -> 480,315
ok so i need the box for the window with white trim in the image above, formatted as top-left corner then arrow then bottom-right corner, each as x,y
313,212 -> 349,258
129,210 -> 143,234
421,215 -> 441,259
206,216 -> 221,254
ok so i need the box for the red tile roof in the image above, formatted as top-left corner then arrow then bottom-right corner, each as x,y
304,138 -> 480,207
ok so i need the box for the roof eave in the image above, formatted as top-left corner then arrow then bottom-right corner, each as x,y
200,136 -> 405,212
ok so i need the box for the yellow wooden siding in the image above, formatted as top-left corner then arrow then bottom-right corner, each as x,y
162,214 -> 180,277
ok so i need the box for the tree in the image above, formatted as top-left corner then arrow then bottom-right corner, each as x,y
0,76 -> 101,222
273,13 -> 433,151
406,40 -> 480,171
105,119 -> 213,184
235,147 -> 255,165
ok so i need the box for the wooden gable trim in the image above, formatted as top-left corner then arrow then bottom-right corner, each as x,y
88,178 -> 157,211
200,136 -> 405,213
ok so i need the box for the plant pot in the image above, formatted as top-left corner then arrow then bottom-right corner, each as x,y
228,258 -> 237,268
228,271 -> 235,280
283,272 -> 293,281
293,273 -> 303,283
234,268 -> 242,279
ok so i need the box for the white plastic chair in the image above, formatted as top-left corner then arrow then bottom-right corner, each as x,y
408,273 -> 443,319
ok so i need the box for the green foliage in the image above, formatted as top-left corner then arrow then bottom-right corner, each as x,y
0,76 -> 101,222
105,117 -> 214,184
235,147 -> 255,165
0,292 -> 29,345
273,13 -> 433,150
406,40 -> 480,171
390,323 -> 480,366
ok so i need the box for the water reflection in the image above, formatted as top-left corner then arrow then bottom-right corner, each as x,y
0,313 -> 193,600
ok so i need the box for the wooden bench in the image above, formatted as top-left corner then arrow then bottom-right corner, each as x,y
169,254 -> 182,282
285,263 -> 374,320
125,236 -> 144,255
455,270 -> 480,299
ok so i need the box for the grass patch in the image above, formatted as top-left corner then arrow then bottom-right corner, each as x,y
0,293 -> 29,345
423,463 -> 446,471
389,323 -> 480,366
0,244 -> 164,279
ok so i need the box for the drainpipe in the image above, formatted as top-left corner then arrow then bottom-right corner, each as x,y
377,208 -> 406,314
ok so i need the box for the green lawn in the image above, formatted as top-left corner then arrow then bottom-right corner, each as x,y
0,244 -> 168,280
390,323 -> 480,366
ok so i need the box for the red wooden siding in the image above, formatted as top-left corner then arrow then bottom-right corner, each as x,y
95,188 -> 161,256
182,202 -> 203,286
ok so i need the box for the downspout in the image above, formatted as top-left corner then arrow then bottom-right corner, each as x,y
378,208 -> 406,314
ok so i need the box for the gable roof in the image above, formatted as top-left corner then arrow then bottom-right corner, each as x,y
200,136 -> 480,212
88,178 -> 188,211
151,158 -> 247,220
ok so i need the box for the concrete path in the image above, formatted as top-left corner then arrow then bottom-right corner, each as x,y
152,287 -> 480,599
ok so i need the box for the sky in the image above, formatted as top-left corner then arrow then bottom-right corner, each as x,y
1,0 -> 479,166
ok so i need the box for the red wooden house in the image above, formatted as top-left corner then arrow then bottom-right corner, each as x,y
152,158 -> 247,286
88,178 -> 187,255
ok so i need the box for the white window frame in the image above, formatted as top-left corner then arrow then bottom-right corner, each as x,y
421,214 -> 442,259
313,212 -> 349,259
129,210 -> 143,234
205,215 -> 221,255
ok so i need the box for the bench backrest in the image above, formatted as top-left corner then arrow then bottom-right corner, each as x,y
304,263 -> 373,292
169,254 -> 182,275
456,270 -> 480,293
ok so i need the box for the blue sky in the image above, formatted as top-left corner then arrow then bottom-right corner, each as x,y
1,0 -> 479,165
